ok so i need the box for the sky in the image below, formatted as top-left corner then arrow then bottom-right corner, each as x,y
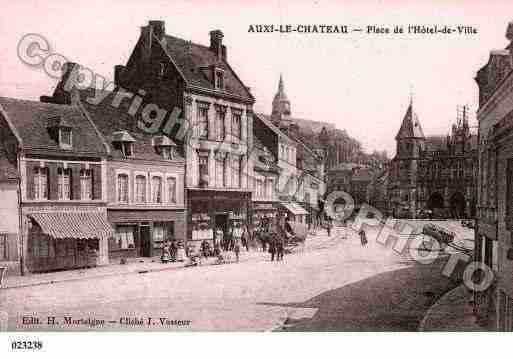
1,0 -> 513,156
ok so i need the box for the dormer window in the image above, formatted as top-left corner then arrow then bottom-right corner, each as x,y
60,127 -> 72,148
152,135 -> 177,160
215,68 -> 224,90
48,116 -> 73,150
112,131 -> 136,158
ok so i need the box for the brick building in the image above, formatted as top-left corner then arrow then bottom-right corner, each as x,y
113,21 -> 255,249
0,97 -> 113,272
46,63 -> 187,262
387,100 -> 477,219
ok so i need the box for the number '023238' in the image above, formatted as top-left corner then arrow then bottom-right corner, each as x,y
11,341 -> 43,350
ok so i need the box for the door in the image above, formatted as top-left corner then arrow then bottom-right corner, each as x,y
0,234 -> 6,260
139,225 -> 151,257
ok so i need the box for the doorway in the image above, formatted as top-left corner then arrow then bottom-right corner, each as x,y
215,213 -> 229,234
139,224 -> 151,257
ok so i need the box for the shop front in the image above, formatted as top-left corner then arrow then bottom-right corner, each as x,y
252,202 -> 278,228
107,209 -> 186,261
277,201 -> 309,239
25,210 -> 113,273
188,189 -> 251,251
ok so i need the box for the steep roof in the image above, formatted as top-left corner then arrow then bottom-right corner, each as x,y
0,148 -> 18,181
0,97 -> 108,156
158,35 -> 253,102
77,89 -> 185,162
396,102 -> 425,139
254,113 -> 296,146
424,135 -> 447,152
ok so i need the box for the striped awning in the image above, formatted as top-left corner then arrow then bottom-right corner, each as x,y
28,212 -> 114,240
279,202 -> 309,215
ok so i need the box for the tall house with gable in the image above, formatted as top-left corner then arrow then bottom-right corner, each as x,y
114,21 -> 255,247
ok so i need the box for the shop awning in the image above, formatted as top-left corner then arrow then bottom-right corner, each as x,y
28,212 -> 114,240
279,202 -> 309,215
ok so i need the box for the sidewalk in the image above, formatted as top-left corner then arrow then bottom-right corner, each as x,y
419,284 -> 484,331
0,249 -> 267,290
0,231 -> 340,291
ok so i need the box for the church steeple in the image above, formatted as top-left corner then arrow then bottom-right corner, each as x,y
271,74 -> 292,128
396,98 -> 425,140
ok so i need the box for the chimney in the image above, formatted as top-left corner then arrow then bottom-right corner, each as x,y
149,20 -> 165,40
114,65 -> 125,86
52,62 -> 81,105
209,30 -> 224,60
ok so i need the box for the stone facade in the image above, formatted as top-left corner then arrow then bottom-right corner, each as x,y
474,21 -> 513,330
388,101 -> 477,219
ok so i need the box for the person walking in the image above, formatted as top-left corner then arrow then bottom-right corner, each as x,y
233,227 -> 242,262
326,216 -> 332,237
359,228 -> 368,247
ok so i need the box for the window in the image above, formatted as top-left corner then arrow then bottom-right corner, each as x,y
161,147 -> 173,160
197,106 -> 209,139
116,226 -> 135,249
231,155 -> 241,188
159,62 -> 166,78
33,167 -> 48,200
457,161 -> 464,178
151,176 -> 163,203
60,128 -> 72,148
80,169 -> 92,200
266,179 -> 273,199
198,154 -> 209,187
167,177 -> 177,204
215,107 -> 226,141
135,175 -> 147,203
286,148 -> 290,162
232,111 -> 241,141
122,142 -> 133,157
57,168 -> 71,200
215,70 -> 224,90
281,145 -> 284,159
117,174 -> 129,203
215,154 -> 225,187
256,179 -> 264,198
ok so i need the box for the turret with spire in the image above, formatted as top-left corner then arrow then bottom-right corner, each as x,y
395,95 -> 425,158
271,74 -> 292,130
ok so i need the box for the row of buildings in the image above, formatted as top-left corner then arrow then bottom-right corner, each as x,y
0,21 -> 326,273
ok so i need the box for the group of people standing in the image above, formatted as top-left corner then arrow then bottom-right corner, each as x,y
256,214 -> 296,262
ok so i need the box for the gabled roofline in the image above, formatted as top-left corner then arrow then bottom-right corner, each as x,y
75,100 -> 111,155
153,35 -> 189,87
0,103 -> 23,148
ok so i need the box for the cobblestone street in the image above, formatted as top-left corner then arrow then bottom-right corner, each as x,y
0,225 -> 463,331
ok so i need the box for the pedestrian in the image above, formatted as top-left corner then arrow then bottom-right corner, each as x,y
268,233 -> 277,261
326,216 -> 332,237
242,226 -> 250,251
276,233 -> 284,261
359,228 -> 368,247
233,228 -> 242,262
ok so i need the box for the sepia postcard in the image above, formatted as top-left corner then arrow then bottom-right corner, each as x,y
1,1 -> 513,352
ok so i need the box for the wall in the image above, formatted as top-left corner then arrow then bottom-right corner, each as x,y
0,181 -> 19,260
183,91 -> 253,190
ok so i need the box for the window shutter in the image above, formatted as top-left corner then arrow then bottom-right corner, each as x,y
91,164 -> 102,200
26,163 -> 34,199
47,163 -> 59,200
70,164 -> 82,200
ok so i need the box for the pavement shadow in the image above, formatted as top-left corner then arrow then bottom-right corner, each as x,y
257,260 -> 462,331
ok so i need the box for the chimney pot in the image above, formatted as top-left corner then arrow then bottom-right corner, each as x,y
149,20 -> 165,40
210,29 -> 224,59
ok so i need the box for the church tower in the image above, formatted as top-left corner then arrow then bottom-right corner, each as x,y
271,74 -> 292,130
393,98 -> 425,217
